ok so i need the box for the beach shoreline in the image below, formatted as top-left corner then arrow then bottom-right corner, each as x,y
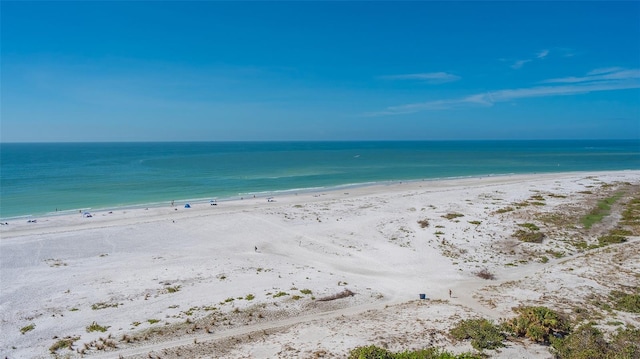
2,169 -> 636,223
2,170 -> 639,358
3,140 -> 639,220
0,170 -> 534,221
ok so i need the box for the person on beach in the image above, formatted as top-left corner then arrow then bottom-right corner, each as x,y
255,246 -> 258,252
449,289 -> 452,298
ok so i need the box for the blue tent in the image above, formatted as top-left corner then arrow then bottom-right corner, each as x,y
184,203 -> 191,208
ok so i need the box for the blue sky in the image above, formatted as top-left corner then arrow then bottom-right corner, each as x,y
2,1 -> 639,142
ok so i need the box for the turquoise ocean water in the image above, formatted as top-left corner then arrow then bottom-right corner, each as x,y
1,140 -> 639,219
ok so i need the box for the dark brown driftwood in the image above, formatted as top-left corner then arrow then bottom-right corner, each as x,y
316,289 -> 355,302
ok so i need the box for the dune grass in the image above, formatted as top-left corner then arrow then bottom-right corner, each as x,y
581,192 -> 623,229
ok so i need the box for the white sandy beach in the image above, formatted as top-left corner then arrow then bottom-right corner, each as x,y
1,171 -> 639,358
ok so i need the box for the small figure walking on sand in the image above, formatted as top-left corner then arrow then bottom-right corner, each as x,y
449,289 -> 452,298
255,246 -> 258,252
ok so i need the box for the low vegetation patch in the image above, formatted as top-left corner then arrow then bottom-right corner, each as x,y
273,291 -> 288,298
495,206 -> 514,214
474,268 -> 496,280
442,213 -> 464,220
537,212 -> 574,227
581,192 -> 623,229
514,229 -> 545,243
530,194 -> 545,201
518,222 -> 540,231
450,318 -> 505,350
621,196 -> 640,228
86,321 -> 109,333
49,336 -> 80,354
417,219 -> 430,228
610,289 -> 640,313
91,302 -> 119,310
551,323 -> 608,358
166,285 -> 181,293
548,193 -> 567,198
20,323 -> 35,334
598,228 -> 631,246
348,345 -> 483,359
547,249 -> 565,258
551,324 -> 640,359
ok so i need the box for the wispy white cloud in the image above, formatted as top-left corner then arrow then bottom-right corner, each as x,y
380,72 -> 460,84
510,59 -> 531,69
536,49 -> 549,59
510,49 -> 550,69
541,68 -> 640,84
364,68 -> 640,117
587,67 -> 623,76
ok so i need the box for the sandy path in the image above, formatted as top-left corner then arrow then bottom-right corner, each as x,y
88,298 -> 402,359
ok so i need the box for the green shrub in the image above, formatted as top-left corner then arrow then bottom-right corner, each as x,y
551,323 -> 608,359
450,318 -> 504,350
245,294 -> 255,300
552,325 -> 640,359
502,306 -> 570,344
348,345 -> 394,359
347,345 -> 483,359
608,327 -> 640,358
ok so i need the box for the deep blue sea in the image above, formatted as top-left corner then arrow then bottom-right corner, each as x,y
1,140 -> 639,219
